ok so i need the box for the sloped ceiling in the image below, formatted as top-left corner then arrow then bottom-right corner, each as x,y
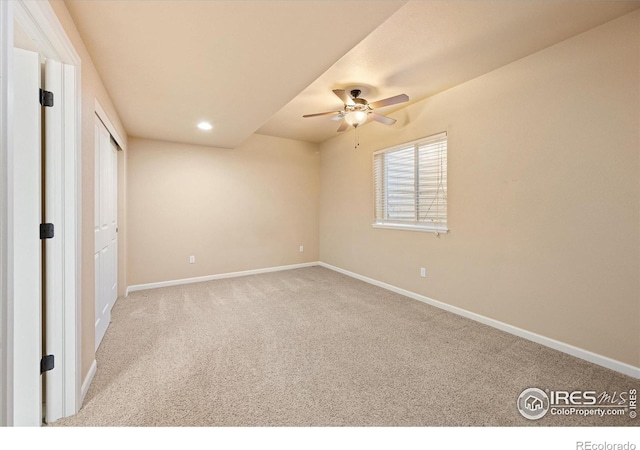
65,1 -> 639,147
64,0 -> 404,148
259,0 -> 640,143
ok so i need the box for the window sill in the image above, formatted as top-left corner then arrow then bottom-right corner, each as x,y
371,223 -> 449,234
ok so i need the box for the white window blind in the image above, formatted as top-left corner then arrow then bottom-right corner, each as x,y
373,132 -> 447,232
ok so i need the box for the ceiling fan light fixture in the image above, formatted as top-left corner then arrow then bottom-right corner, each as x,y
344,110 -> 368,127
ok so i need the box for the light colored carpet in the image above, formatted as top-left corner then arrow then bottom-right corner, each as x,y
54,267 -> 637,426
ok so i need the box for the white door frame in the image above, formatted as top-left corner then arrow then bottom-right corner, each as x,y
0,0 -> 13,428
0,0 -> 81,425
96,100 -> 125,150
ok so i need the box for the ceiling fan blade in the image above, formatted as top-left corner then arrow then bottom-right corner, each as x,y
368,94 -> 409,109
337,120 -> 349,132
370,113 -> 397,126
303,111 -> 341,118
333,89 -> 355,106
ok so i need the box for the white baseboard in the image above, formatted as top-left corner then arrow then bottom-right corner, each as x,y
80,359 -> 97,406
125,260 -> 639,378
127,261 -> 320,293
318,262 -> 640,379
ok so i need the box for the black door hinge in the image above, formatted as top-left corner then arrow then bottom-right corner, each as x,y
39,89 -> 54,107
40,355 -> 54,374
40,223 -> 54,240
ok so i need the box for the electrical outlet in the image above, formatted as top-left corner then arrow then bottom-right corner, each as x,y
189,255 -> 195,264
420,267 -> 426,278
299,245 -> 304,253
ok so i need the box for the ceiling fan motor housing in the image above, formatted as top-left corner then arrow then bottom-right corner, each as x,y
344,90 -> 371,127
349,90 -> 370,112
347,99 -> 372,115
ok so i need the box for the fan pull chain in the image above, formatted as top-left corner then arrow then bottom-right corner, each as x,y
354,126 -> 360,149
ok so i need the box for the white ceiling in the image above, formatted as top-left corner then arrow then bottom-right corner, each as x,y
64,0 -> 404,148
65,1 -> 639,148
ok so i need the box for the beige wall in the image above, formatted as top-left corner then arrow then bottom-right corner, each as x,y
50,0 -> 638,382
319,11 -> 640,367
127,135 -> 319,286
50,1 -> 128,380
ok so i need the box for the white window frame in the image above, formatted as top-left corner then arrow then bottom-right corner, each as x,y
372,131 -> 448,234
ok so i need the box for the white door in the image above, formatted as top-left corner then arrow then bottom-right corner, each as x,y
12,47 -> 42,426
43,58 -> 66,423
94,116 -> 118,350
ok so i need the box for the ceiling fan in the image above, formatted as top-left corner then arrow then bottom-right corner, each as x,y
303,89 -> 409,132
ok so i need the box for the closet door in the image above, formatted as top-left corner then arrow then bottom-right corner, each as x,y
94,116 -> 118,350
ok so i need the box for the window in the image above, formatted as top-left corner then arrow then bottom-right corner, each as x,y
373,132 -> 447,233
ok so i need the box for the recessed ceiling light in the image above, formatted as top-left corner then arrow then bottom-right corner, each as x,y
197,121 -> 213,131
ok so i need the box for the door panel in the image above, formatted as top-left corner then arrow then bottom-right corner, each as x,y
95,117 -> 117,350
43,58 -> 63,423
12,47 -> 42,426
